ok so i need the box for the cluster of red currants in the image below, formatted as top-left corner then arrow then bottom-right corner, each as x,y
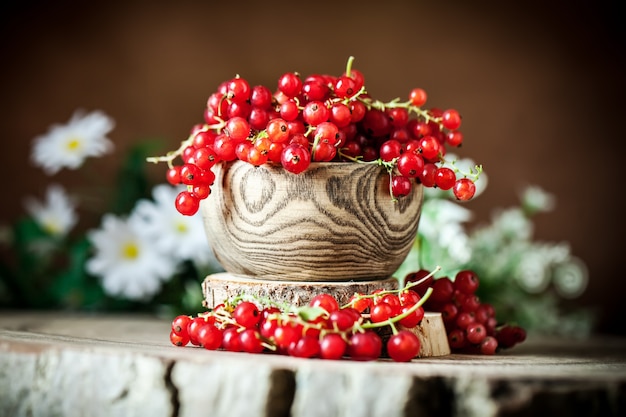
169,279 -> 433,362
406,269 -> 527,355
152,56 -> 481,216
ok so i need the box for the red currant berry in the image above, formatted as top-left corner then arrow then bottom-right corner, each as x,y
454,270 -> 480,294
397,152 -> 424,178
430,277 -> 455,303
238,329 -> 265,353
233,301 -> 261,329
466,322 -> 487,345
441,109 -> 462,130
496,325 -> 527,349
329,102 -> 352,128
302,101 -> 330,126
169,329 -> 190,347
370,302 -> 394,323
166,166 -> 182,186
250,84 -> 273,108
171,315 -> 192,336
434,167 -> 456,190
409,88 -> 427,107
281,143 -> 311,174
348,331 -> 382,361
175,191 -> 200,216
398,305 -> 424,328
197,322 -> 223,350
455,311 -> 476,330
453,178 -> 476,201
225,116 -> 250,142
333,75 -> 357,98
192,147 -> 218,171
319,333 -> 347,360
387,330 -> 421,362
277,72 -> 303,98
348,293 -> 370,313
480,336 -> 498,355
361,109 -> 390,137
273,325 -> 300,353
446,130 -> 463,147
226,76 -> 251,103
221,327 -> 243,352
440,302 -> 459,325
398,289 -> 421,307
379,139 -> 402,162
302,75 -> 330,101
180,163 -> 201,185
391,175 -> 412,198
328,309 -> 357,331
448,328 -> 466,350
419,163 -> 438,188
288,336 -> 320,358
187,317 -> 205,346
418,136 -> 441,160
309,293 -> 340,313
387,107 -> 410,128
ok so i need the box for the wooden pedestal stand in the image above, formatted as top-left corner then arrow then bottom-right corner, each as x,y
202,272 -> 450,358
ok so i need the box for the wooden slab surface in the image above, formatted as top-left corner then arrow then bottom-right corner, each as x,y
1,311 -> 625,417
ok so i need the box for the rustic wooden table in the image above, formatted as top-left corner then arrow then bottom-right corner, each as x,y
1,311 -> 624,417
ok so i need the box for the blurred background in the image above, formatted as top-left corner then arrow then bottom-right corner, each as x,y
1,0 -> 624,334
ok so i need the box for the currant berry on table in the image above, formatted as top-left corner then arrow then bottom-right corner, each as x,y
148,56 -> 483,216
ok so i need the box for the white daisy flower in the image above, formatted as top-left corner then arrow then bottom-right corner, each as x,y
132,184 -> 221,270
24,184 -> 78,237
513,247 -> 551,293
419,198 -> 473,267
553,257 -> 588,299
85,213 -> 177,301
520,185 -> 556,214
31,110 -> 115,175
490,207 -> 533,241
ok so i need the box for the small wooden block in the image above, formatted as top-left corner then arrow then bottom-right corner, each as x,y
202,272 -> 450,357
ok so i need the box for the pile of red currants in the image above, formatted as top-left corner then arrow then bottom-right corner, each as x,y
407,269 -> 526,355
149,56 -> 482,216
169,269 -> 525,361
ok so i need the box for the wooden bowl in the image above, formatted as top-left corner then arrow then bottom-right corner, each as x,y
200,160 -> 423,281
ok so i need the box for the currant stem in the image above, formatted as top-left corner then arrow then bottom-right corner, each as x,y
145,121 -> 226,168
345,55 -> 355,78
361,287 -> 433,330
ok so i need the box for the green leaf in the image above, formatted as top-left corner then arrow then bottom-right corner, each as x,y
109,139 -> 166,215
296,306 -> 327,321
48,237 -> 104,309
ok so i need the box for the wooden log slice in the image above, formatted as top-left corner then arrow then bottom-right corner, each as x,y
202,272 -> 400,308
202,273 -> 450,357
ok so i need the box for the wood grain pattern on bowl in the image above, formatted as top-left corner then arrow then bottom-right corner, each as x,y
200,160 -> 423,281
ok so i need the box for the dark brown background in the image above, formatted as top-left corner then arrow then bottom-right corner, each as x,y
1,0 -> 624,334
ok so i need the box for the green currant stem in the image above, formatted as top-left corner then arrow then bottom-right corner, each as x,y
146,121 -> 226,168
342,266 -> 440,309
440,157 -> 484,182
361,287 -> 433,330
388,320 -> 399,336
345,55 -> 355,78
355,94 -> 441,127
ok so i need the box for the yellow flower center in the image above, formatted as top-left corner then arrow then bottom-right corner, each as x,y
42,219 -> 61,235
176,221 -> 188,234
66,137 -> 82,151
122,242 -> 140,259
